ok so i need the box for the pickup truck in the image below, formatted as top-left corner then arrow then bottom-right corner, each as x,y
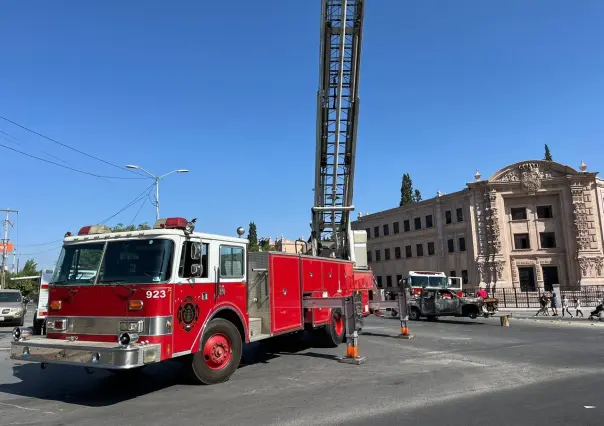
408,287 -> 485,321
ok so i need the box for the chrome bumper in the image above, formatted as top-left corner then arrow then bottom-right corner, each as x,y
10,337 -> 161,369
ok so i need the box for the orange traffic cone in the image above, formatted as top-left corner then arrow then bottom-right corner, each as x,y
338,331 -> 367,365
398,318 -> 414,339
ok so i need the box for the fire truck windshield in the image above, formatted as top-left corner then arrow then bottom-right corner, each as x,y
52,239 -> 174,285
408,275 -> 448,288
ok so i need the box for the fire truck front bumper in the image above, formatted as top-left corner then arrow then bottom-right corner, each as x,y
10,331 -> 161,369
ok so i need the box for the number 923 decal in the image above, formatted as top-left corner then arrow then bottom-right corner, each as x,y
146,290 -> 167,299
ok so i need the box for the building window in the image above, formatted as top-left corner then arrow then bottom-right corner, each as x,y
385,248 -> 391,260
365,228 -> 371,238
394,246 -> 401,259
416,244 -> 424,257
375,249 -> 381,261
459,237 -> 466,252
386,275 -> 392,287
393,222 -> 400,234
461,269 -> 468,285
383,224 -> 390,236
396,274 -> 403,284
456,208 -> 464,222
376,276 -> 382,288
405,245 -> 412,258
414,217 -> 421,230
367,250 -> 372,262
450,270 -> 456,277
540,232 -> 556,248
403,220 -> 410,232
514,233 -> 530,249
427,242 -> 435,256
511,207 -> 527,220
537,205 -> 553,219
426,214 -> 433,228
374,226 -> 379,238
447,239 -> 454,253
445,210 -> 452,224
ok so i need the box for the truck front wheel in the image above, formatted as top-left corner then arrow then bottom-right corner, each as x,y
189,318 -> 242,385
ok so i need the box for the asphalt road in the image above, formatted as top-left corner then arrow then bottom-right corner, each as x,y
0,314 -> 603,425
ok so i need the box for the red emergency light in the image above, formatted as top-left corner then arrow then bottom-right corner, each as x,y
77,225 -> 112,236
153,217 -> 189,230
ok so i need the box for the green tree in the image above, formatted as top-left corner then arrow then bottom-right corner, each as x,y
7,259 -> 40,297
400,173 -> 414,206
111,222 -> 151,232
544,144 -> 553,161
247,222 -> 259,252
413,189 -> 422,203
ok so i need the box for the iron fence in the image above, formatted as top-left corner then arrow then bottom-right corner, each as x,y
471,286 -> 604,309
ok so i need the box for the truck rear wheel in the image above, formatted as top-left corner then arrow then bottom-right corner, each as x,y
409,307 -> 421,321
318,308 -> 345,348
189,318 -> 242,385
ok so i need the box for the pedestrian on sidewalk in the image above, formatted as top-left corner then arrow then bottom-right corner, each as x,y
561,295 -> 573,318
535,294 -> 549,316
550,292 -> 559,316
575,298 -> 584,318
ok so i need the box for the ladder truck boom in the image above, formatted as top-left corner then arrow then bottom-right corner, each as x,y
311,0 -> 366,265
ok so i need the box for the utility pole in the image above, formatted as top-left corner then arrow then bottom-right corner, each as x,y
1,208 -> 18,290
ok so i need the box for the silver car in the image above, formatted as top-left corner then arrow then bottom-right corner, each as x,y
0,290 -> 26,326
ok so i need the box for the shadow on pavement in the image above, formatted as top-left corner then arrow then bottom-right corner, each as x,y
0,333 -> 322,407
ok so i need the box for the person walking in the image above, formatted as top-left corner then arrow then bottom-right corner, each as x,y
535,294 -> 549,316
550,292 -> 559,316
561,295 -> 573,318
575,297 -> 584,318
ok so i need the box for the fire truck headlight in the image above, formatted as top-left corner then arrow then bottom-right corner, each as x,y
118,332 -> 139,347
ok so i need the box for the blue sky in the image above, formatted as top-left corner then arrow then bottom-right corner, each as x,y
1,0 -> 603,270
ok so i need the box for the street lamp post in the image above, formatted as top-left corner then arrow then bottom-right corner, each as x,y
125,165 -> 189,220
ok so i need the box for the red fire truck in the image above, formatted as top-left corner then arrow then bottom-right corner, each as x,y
10,0 -> 373,385
11,218 -> 373,384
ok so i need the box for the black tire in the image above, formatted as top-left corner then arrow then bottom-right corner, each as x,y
426,315 -> 438,321
409,307 -> 421,321
189,318 -> 242,385
469,311 -> 478,319
320,308 -> 346,348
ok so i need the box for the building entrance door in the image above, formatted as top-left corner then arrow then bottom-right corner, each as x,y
542,266 -> 559,292
518,267 -> 536,291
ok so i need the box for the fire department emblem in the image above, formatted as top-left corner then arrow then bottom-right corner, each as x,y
177,296 -> 200,332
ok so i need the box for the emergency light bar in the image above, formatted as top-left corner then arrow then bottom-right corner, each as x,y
77,225 -> 112,236
153,217 -> 189,230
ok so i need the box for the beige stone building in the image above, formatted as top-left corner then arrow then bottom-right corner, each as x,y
352,160 -> 604,291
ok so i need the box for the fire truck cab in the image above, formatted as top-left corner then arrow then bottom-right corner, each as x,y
10,217 -> 372,385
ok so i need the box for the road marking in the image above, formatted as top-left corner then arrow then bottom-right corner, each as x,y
0,401 -> 54,414
584,406 -> 596,408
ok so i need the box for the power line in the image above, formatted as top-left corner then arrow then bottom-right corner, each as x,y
0,130 -> 69,165
18,246 -> 62,256
130,192 -> 149,226
0,115 -> 144,178
98,183 -> 156,225
19,239 -> 63,247
0,142 -> 149,180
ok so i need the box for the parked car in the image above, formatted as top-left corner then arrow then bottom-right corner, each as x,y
0,289 -> 26,326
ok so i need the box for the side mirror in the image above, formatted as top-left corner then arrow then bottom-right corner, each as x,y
191,243 -> 201,260
191,264 -> 203,277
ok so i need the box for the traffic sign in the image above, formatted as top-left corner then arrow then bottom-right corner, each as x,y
0,243 -> 14,253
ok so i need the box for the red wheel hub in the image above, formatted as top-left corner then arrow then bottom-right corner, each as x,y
203,333 -> 232,370
333,311 -> 344,336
